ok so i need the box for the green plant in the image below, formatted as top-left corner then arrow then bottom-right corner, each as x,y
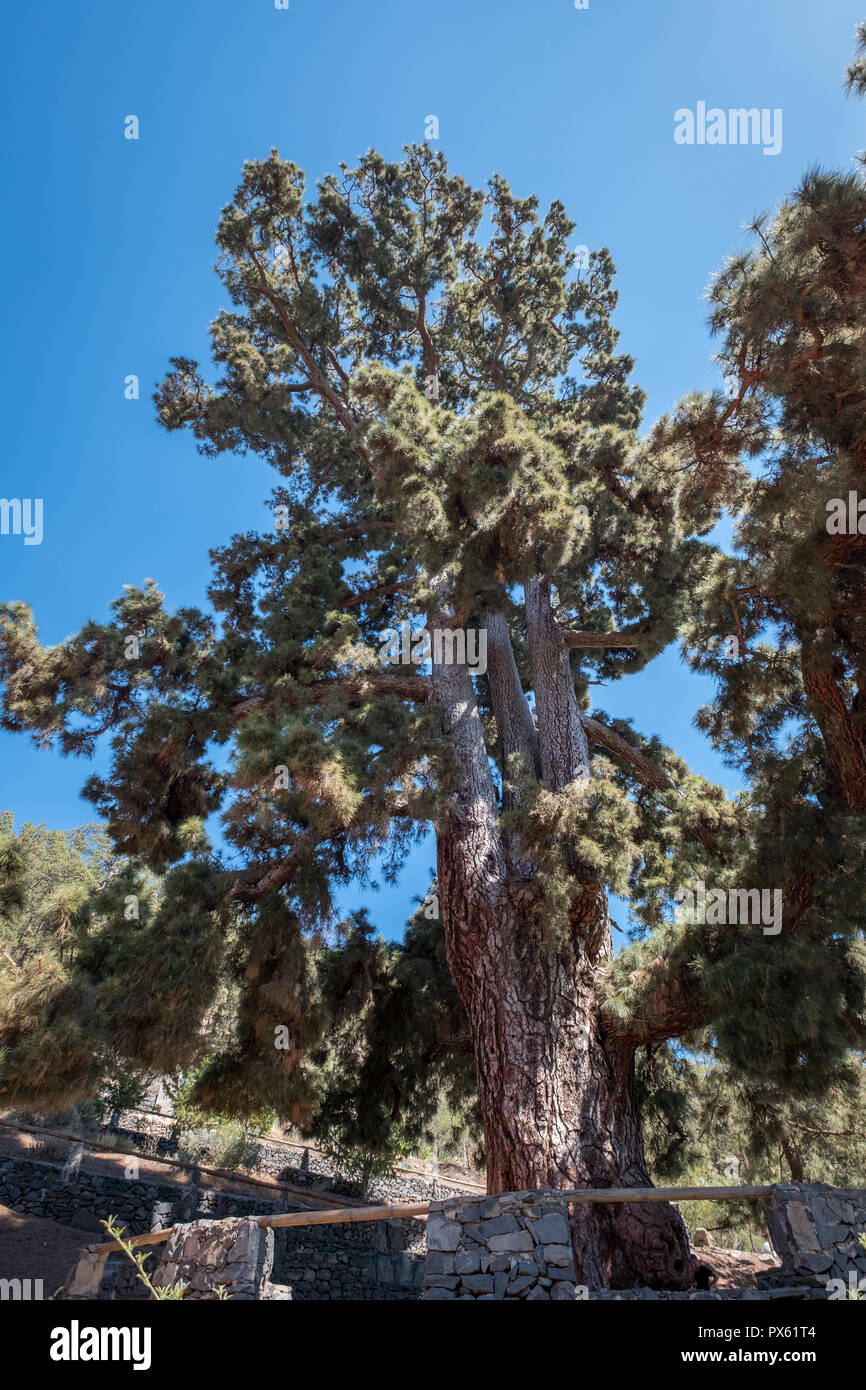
102,1216 -> 190,1300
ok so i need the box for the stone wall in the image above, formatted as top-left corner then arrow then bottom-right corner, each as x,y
0,1153 -> 287,1235
273,1215 -> 426,1301
15,1144 -> 866,1301
422,1182 -> 866,1300
109,1113 -> 481,1204
2,1152 -> 425,1301
422,1191 -> 580,1300
759,1183 -> 866,1290
152,1217 -> 290,1300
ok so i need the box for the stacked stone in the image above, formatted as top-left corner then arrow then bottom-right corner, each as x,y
151,1217 -> 291,1300
759,1183 -> 866,1290
421,1191 -> 580,1300
0,1154 -> 293,1234
277,1248 -> 424,1300
107,1121 -> 481,1203
274,1216 -> 426,1300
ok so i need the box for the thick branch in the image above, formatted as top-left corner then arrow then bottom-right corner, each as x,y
608,955 -> 709,1049
484,610 -> 540,810
559,628 -> 639,650
580,716 -> 672,793
231,671 -> 430,720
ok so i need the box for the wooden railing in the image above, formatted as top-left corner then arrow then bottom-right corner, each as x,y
91,1183 -> 774,1255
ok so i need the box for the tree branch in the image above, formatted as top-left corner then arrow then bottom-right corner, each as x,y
581,716 -> 672,793
559,627 -> 639,650
231,671 -> 431,720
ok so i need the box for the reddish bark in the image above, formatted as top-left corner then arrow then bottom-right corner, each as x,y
428,581 -> 694,1289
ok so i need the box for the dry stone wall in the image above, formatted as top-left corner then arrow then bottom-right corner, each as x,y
422,1191 -> 580,1300
109,1114 -> 481,1203
273,1215 -> 425,1300
152,1217 -> 291,1300
3,1152 -> 424,1301
759,1183 -> 866,1292
0,1153 -> 281,1234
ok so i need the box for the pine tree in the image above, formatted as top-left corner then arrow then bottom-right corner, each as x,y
2,32 -> 865,1287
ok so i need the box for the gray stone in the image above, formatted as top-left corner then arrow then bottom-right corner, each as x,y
455,1251 -> 481,1275
529,1212 -> 570,1245
481,1215 -> 521,1236
425,1251 -> 456,1276
507,1275 -> 536,1295
526,1284 -> 550,1299
487,1232 -> 534,1253
462,1274 -> 495,1293
542,1243 -> 574,1268
426,1216 -> 462,1251
796,1252 -> 834,1274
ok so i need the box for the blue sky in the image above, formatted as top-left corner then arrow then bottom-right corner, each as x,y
0,0 -> 863,938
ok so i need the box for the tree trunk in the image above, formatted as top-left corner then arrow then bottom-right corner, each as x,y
437,832 -> 693,1289
428,580 -> 694,1289
780,1125 -> 807,1182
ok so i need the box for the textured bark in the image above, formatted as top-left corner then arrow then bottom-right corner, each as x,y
435,851 -> 694,1288
781,1126 -> 807,1183
524,575 -> 591,788
800,629 -> 866,812
484,609 -> 540,812
429,583 -> 694,1289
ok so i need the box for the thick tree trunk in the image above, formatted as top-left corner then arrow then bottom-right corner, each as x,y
428,579 -> 693,1289
436,834 -> 693,1289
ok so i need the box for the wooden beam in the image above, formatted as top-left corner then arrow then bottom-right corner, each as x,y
256,1201 -> 431,1231
559,1184 -> 774,1204
87,1184 -> 775,1256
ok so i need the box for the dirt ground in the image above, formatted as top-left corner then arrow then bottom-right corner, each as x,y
698,1245 -> 778,1289
0,1203 -> 91,1299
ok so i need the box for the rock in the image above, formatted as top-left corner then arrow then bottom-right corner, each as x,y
529,1213 -> 570,1245
507,1275 -> 536,1295
542,1243 -> 574,1267
481,1215 -> 521,1236
796,1252 -> 834,1274
455,1252 -> 481,1275
426,1216 -> 462,1251
461,1274 -> 495,1293
693,1228 -> 711,1247
487,1232 -> 534,1253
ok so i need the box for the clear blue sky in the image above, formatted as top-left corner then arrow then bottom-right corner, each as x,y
1,0 -> 863,938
